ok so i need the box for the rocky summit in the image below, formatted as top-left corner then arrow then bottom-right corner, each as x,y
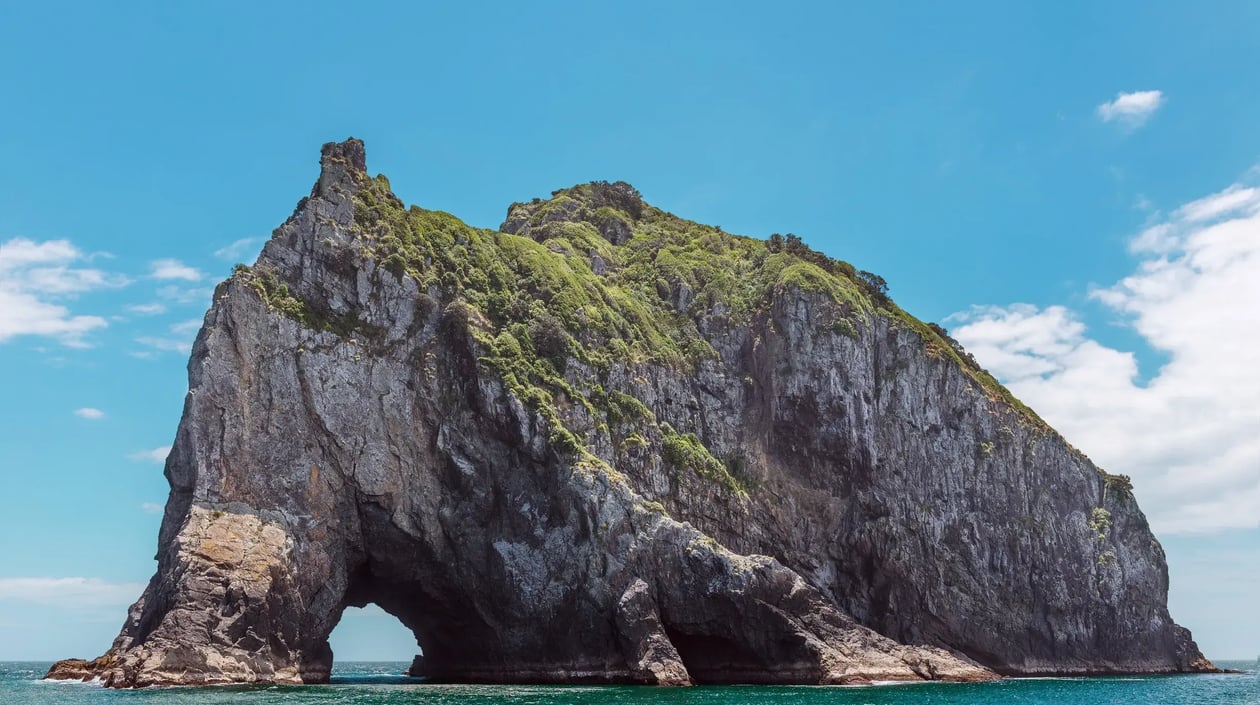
47,139 -> 1215,688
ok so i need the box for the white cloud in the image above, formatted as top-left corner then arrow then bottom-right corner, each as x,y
0,291 -> 106,348
74,407 -> 105,420
149,258 -> 202,282
135,337 -> 191,354
134,318 -> 202,356
0,577 -> 145,607
1173,184 -> 1260,224
22,266 -> 128,295
170,318 -> 203,336
140,502 -> 164,514
1097,90 -> 1165,128
126,302 -> 167,316
214,237 -> 261,261
128,446 -> 171,464
0,239 -> 77,269
156,284 -> 214,305
0,238 -> 128,347
948,176 -> 1260,534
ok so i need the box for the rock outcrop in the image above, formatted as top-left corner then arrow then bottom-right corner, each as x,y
48,139 -> 1213,687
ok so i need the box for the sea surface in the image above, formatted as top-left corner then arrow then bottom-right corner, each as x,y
3,661 -> 1256,704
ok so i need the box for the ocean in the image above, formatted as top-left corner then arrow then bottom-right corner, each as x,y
3,661 -> 1256,704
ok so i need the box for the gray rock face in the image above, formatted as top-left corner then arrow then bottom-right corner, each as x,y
48,140 -> 1212,687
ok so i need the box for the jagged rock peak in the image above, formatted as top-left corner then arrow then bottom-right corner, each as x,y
46,139 -> 1214,688
315,137 -> 368,198
322,136 -> 367,172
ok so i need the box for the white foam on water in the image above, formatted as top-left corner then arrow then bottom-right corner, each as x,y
838,679 -> 934,688
38,676 -> 103,686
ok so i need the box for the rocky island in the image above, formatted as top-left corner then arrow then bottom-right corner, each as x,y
47,139 -> 1215,687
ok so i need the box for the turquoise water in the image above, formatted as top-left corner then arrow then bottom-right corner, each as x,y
3,661 -> 1256,704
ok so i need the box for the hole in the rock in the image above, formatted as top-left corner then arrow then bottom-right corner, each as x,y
327,603 -> 424,681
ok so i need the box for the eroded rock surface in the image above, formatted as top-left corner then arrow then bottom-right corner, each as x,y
48,139 -> 1212,687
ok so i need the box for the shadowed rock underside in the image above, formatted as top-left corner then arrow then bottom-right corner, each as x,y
47,139 -> 1214,687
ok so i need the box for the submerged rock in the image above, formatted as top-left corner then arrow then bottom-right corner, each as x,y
48,139 -> 1213,687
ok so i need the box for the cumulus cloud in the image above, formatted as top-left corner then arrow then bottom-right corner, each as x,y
0,239 -> 77,269
948,177 -> 1260,534
0,238 -> 128,347
1097,90 -> 1164,128
74,407 -> 105,420
0,577 -> 145,607
128,446 -> 171,464
214,237 -> 261,261
149,258 -> 202,282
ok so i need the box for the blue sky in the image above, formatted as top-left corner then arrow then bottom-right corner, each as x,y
1,1 -> 1257,662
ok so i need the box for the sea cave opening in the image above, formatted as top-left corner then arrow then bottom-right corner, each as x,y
664,625 -> 772,685
327,603 -> 425,682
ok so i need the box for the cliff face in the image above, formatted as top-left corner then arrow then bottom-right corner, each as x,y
48,140 -> 1212,687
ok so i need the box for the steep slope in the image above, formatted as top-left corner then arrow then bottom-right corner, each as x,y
48,139 -> 1212,687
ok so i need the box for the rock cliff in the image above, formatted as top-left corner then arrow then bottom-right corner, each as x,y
47,139 -> 1213,687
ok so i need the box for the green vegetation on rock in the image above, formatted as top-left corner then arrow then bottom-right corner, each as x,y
235,264 -> 384,342
1089,507 -> 1112,539
1102,471 -> 1134,499
660,423 -> 748,497
246,173 -> 1054,496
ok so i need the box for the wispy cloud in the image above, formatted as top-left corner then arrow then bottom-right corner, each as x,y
149,258 -> 202,282
140,502 -> 164,514
134,318 -> 204,357
0,238 -> 129,347
128,446 -> 171,464
214,237 -> 261,261
948,173 -> 1260,534
135,337 -> 191,354
0,577 -> 145,607
156,284 -> 214,306
74,407 -> 105,420
170,318 -> 203,336
1096,90 -> 1164,128
1173,184 -> 1259,224
126,302 -> 167,316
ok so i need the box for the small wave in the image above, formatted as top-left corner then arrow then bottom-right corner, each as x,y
39,676 -> 103,686
837,679 -> 932,688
